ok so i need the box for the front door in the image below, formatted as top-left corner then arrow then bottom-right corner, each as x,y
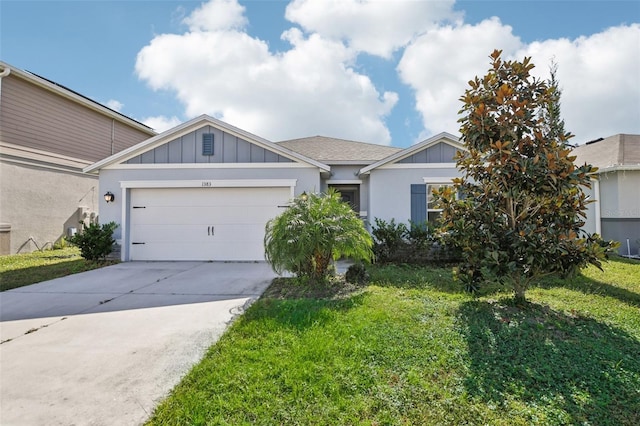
329,184 -> 360,214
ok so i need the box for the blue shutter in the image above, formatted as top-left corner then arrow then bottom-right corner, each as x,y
410,184 -> 426,224
202,133 -> 214,155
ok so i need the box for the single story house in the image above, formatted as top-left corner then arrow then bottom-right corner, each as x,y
84,115 -> 464,261
0,61 -> 156,254
84,113 -> 637,262
573,134 -> 640,256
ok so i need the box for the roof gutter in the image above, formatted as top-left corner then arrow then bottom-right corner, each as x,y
0,65 -> 11,111
596,165 -> 640,174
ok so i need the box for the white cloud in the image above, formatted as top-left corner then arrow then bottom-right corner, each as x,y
105,99 -> 124,112
285,0 -> 459,58
518,24 -> 640,142
135,0 -> 639,146
398,20 -> 640,142
398,18 -> 523,139
142,115 -> 182,133
183,0 -> 247,32
136,0 -> 397,143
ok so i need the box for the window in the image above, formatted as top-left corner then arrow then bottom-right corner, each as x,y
202,133 -> 214,156
426,183 -> 451,225
411,180 -> 456,226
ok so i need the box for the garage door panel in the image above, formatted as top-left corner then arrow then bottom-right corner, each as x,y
130,224 -> 212,242
132,206 -> 284,226
129,186 -> 290,261
131,206 -> 222,225
131,242 -> 214,261
132,188 -> 290,206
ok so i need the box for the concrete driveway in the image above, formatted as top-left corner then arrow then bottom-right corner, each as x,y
0,261 -> 276,425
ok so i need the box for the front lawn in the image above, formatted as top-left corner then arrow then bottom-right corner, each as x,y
0,247 -> 116,291
148,258 -> 640,425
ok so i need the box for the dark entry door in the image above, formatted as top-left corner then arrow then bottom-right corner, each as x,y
329,184 -> 360,213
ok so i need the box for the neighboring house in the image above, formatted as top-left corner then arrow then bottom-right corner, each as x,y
0,61 -> 156,254
573,134 -> 640,256
84,115 -> 464,262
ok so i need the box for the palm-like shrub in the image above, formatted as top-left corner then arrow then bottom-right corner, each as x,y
264,189 -> 373,282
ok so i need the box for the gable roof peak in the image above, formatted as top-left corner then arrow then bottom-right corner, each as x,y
84,114 -> 329,173
359,132 -> 464,175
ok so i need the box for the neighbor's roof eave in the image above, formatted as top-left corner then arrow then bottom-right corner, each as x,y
0,61 -> 155,136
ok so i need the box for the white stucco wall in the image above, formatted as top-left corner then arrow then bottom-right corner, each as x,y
368,166 -> 461,225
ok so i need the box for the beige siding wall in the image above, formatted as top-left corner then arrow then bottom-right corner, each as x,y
0,74 -> 151,162
0,161 -> 98,254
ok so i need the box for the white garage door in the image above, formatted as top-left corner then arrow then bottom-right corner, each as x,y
129,187 -> 290,261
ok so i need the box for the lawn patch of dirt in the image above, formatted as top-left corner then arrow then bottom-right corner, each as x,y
262,276 -> 367,300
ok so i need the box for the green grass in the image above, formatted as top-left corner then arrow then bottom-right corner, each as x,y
0,247 -> 116,291
149,258 -> 640,425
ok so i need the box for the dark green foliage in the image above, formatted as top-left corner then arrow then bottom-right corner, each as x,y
371,218 -> 407,262
264,190 -> 373,282
345,262 -> 369,284
435,50 -> 612,302
371,218 -> 460,264
67,221 -> 118,261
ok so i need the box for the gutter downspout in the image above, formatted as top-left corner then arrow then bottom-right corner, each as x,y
111,119 -> 115,155
593,177 -> 601,235
0,65 -> 11,111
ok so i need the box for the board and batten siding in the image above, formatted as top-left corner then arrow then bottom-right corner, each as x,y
125,126 -> 294,164
398,142 -> 461,163
0,74 -> 152,162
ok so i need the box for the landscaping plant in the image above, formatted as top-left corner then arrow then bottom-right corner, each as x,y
435,49 -> 613,303
264,189 -> 373,282
371,218 -> 460,264
67,221 -> 118,262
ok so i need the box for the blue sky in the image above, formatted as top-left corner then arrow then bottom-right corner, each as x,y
2,0 -> 639,147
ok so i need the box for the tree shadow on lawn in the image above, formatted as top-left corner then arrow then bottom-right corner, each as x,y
534,273 -> 640,309
458,299 -> 640,424
367,263 -> 467,294
369,262 -> 640,308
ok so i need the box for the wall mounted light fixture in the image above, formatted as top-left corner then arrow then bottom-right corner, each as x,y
104,191 -> 115,203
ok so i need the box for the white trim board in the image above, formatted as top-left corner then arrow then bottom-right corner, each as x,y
380,163 -> 458,169
107,162 -> 314,170
119,179 -> 298,189
423,177 -> 459,183
326,179 -> 363,184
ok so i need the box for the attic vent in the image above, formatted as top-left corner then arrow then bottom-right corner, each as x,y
202,133 -> 214,155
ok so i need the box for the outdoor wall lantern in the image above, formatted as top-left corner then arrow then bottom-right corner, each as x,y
104,191 -> 115,203
300,191 -> 308,201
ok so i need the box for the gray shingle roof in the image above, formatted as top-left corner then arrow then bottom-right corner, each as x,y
573,134 -> 640,170
277,136 -> 402,164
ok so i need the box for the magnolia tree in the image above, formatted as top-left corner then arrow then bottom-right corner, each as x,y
435,50 -> 611,303
264,189 -> 373,282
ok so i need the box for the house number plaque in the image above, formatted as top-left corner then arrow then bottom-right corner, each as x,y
201,181 -> 213,187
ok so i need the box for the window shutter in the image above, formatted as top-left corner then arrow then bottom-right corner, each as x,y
202,133 -> 214,155
410,184 -> 426,224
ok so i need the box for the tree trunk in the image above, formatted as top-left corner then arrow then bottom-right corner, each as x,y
513,277 -> 527,305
